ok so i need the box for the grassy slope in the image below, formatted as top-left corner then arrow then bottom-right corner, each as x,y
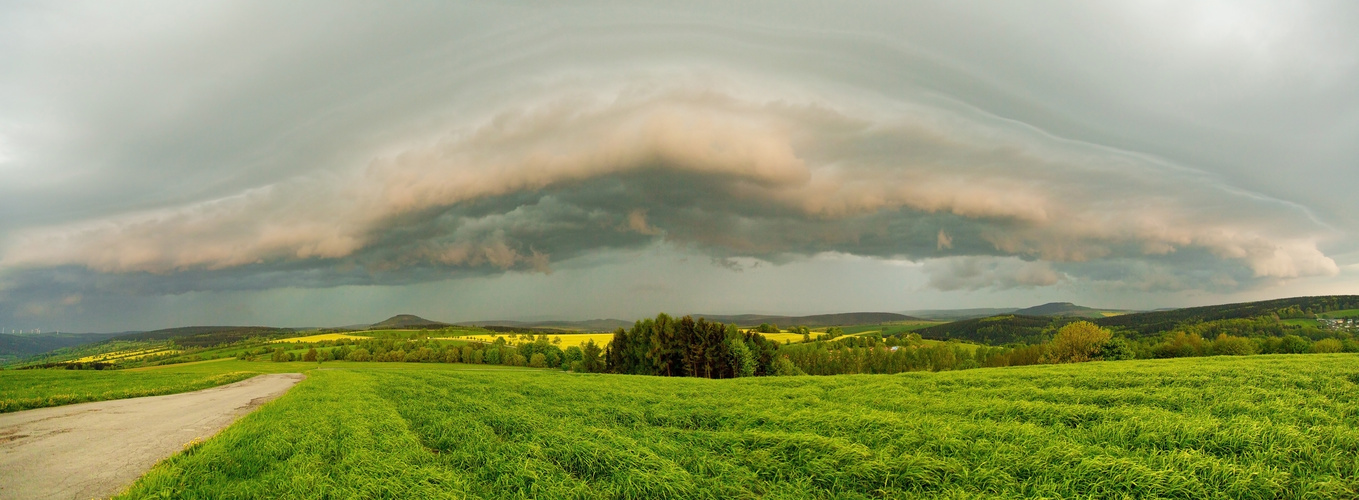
120,355 -> 1358,499
0,360 -> 312,413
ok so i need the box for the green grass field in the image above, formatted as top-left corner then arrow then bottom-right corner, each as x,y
1319,309 -> 1359,319
0,360 -> 301,413
1281,318 -> 1319,327
839,321 -> 942,336
111,354 -> 1358,499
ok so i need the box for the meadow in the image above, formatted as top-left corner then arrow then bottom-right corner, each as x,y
0,359 -> 315,413
115,354 -> 1358,499
839,322 -> 943,336
1319,309 -> 1359,319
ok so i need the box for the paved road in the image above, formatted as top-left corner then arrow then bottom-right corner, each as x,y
0,373 -> 304,500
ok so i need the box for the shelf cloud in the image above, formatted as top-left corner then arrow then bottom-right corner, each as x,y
0,1 -> 1355,329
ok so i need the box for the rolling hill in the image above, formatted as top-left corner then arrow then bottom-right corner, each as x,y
693,312 -> 923,328
457,313 -> 923,332
113,326 -> 296,347
368,315 -> 451,330
0,332 -> 124,363
1091,295 -> 1359,336
1012,302 -> 1130,318
914,295 -> 1359,345
455,319 -> 633,332
904,308 -> 1019,321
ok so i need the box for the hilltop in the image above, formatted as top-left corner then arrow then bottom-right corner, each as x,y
1012,302 -> 1129,318
369,315 -> 451,330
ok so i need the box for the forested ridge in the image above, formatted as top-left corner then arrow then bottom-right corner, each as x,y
917,295 -> 1359,345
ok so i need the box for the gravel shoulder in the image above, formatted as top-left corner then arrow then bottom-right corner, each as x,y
0,372 -> 304,500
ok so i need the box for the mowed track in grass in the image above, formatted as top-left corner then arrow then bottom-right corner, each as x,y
121,355 -> 1359,499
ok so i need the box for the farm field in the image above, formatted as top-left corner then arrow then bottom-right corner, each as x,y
446,333 -> 616,349
118,354 -> 1358,499
0,360 -> 530,414
74,346 -> 180,363
270,333 -> 372,343
839,321 -> 943,336
1319,309 -> 1359,318
1281,318 -> 1320,327
450,330 -> 836,348
0,360 -> 289,413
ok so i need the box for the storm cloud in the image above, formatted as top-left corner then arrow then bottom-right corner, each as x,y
1,1 -> 1356,330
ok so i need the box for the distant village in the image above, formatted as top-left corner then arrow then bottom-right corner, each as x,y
1317,317 -> 1358,330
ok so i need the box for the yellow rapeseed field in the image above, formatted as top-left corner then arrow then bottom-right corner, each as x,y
271,333 -> 372,343
756,332 -> 812,344
449,331 -> 821,348
444,333 -> 616,349
75,348 -> 180,363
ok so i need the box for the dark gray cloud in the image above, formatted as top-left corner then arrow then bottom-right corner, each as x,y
1,1 -> 1356,330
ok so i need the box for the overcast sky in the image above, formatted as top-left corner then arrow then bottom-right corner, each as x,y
2,1 -> 1357,331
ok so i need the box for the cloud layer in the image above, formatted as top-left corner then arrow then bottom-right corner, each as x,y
1,79 -> 1339,291
0,1 -> 1355,328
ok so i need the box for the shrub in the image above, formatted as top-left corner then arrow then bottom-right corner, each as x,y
1095,337 -> 1136,361
1211,334 -> 1256,356
772,356 -> 805,376
1312,338 -> 1343,353
1280,335 -> 1311,354
529,353 -> 547,368
302,348 -> 318,362
349,348 -> 371,362
1153,332 -> 1205,358
1048,321 -> 1111,363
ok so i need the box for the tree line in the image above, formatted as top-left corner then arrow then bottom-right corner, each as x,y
246,334 -> 609,372
776,320 -> 1359,375
605,314 -> 792,378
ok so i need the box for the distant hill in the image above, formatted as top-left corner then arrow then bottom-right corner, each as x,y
692,312 -> 922,328
915,315 -> 1064,345
915,295 -> 1359,345
906,308 -> 1019,321
458,313 -> 921,332
1092,295 -> 1359,336
0,332 -> 123,362
113,326 -> 294,347
370,314 -> 451,330
456,319 -> 633,333
1012,302 -> 1129,318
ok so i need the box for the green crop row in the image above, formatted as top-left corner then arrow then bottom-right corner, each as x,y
118,354 -> 1359,499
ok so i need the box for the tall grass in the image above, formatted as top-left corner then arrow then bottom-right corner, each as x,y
0,360 -> 311,413
119,354 -> 1359,498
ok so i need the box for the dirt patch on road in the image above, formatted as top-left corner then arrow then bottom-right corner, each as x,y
0,373 -> 304,500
